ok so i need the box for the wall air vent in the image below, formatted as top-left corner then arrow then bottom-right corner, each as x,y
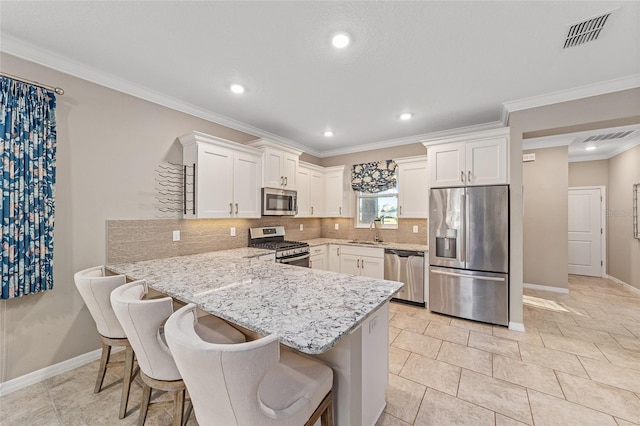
564,11 -> 613,49
581,130 -> 636,143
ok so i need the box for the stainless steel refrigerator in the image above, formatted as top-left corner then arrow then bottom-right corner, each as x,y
429,185 -> 509,326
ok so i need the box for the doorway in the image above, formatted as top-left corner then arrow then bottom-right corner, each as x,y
568,186 -> 606,277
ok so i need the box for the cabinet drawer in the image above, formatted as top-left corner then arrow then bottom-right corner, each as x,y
310,245 -> 327,255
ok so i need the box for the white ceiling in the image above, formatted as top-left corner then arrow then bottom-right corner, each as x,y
1,1 -> 639,157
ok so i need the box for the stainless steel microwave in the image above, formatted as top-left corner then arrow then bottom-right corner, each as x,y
262,187 -> 297,216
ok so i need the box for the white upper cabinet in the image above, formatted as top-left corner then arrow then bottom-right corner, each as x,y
465,138 -> 508,186
325,165 -> 353,217
180,131 -> 262,219
297,162 -> 325,217
423,128 -> 509,188
396,156 -> 429,218
249,139 -> 302,190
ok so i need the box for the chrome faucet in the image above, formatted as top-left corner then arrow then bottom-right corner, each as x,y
369,220 -> 382,243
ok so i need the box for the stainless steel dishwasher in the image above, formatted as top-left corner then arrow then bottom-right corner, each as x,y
384,249 -> 425,306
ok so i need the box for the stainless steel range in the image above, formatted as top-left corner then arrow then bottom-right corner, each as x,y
249,226 -> 310,267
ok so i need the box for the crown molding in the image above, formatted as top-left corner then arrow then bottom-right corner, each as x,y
420,123 -> 508,147
503,74 -> 640,113
0,35 -> 321,157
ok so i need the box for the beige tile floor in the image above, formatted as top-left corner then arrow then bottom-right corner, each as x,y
2,275 -> 639,425
380,275 -> 640,426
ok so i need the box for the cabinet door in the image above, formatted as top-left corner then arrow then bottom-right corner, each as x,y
360,255 -> 385,279
466,138 -> 508,186
309,170 -> 324,216
340,253 -> 361,276
310,254 -> 327,270
282,152 -> 298,189
428,143 -> 465,188
328,245 -> 341,272
296,167 -> 311,217
197,145 -> 234,218
398,160 -> 429,218
263,149 -> 284,188
325,170 -> 344,217
233,152 -> 262,218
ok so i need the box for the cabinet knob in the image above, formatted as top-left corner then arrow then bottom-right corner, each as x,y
361,259 -> 364,268
461,171 -> 464,183
235,203 -> 239,214
399,206 -> 403,215
339,206 -> 342,215
357,259 -> 360,268
311,206 -> 314,214
285,176 -> 288,186
468,170 -> 472,183
229,203 -> 233,215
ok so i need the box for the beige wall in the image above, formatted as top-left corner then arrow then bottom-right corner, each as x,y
0,53 -> 259,382
608,144 -> 640,290
523,147 -> 569,289
320,144 -> 426,167
510,88 -> 640,300
569,160 -> 609,188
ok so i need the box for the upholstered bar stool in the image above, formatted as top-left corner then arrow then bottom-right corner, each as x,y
74,265 -> 136,419
165,303 -> 334,426
111,281 -> 246,426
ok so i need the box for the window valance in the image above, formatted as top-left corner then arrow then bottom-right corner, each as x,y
351,160 -> 397,193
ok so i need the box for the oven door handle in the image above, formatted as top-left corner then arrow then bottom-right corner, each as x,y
280,253 -> 310,263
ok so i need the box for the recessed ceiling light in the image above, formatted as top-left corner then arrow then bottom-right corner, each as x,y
585,146 -> 596,151
230,84 -> 245,94
323,130 -> 334,137
331,32 -> 351,49
400,113 -> 413,121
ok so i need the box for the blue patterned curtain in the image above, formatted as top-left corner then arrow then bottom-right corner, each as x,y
1,77 -> 57,299
351,160 -> 397,193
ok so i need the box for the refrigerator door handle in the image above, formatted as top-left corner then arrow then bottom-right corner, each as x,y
461,193 -> 466,264
430,269 -> 506,282
465,191 -> 471,265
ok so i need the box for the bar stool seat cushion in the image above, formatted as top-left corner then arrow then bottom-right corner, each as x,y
257,350 -> 333,421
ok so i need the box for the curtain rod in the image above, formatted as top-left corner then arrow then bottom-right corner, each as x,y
0,72 -> 64,95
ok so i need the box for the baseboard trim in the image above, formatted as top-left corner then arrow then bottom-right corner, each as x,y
508,322 -> 526,332
523,283 -> 570,294
608,275 -> 640,295
0,346 -> 121,397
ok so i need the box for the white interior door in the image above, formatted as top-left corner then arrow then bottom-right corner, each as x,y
568,188 -> 602,277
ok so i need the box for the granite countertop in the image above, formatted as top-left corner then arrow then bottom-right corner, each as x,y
108,251 -> 403,354
303,238 -> 429,253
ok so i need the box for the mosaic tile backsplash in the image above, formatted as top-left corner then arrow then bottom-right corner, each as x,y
106,217 -> 427,264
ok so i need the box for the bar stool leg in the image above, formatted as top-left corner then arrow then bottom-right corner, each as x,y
94,343 -> 111,393
173,389 -> 185,426
119,345 -> 135,418
138,384 -> 152,426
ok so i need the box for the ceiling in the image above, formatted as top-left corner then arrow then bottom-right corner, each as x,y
1,1 -> 639,157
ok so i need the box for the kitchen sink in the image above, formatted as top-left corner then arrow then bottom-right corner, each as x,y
347,240 -> 388,245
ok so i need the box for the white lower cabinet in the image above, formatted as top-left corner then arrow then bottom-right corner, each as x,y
339,245 -> 384,279
309,245 -> 328,270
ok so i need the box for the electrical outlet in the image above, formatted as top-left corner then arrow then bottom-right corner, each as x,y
230,227 -> 236,237
334,223 -> 339,230
299,224 -> 304,231
413,225 -> 419,233
172,230 -> 180,242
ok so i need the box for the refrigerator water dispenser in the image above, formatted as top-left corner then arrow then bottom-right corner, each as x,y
435,229 -> 457,259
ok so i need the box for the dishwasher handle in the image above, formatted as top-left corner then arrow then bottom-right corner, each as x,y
384,249 -> 425,258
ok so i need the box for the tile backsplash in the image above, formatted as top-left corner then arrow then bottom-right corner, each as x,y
107,217 -> 427,264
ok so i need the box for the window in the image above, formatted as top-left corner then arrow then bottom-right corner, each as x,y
356,186 -> 398,228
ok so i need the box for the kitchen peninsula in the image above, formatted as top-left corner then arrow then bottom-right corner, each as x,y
108,248 -> 403,426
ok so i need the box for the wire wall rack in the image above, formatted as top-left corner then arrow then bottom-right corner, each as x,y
155,162 -> 195,215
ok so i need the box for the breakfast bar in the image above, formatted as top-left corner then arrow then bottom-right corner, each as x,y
108,248 -> 403,425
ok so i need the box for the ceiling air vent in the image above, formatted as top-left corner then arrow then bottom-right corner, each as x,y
564,11 -> 613,49
582,130 -> 636,143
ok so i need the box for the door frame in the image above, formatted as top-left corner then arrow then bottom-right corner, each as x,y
568,186 -> 607,278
